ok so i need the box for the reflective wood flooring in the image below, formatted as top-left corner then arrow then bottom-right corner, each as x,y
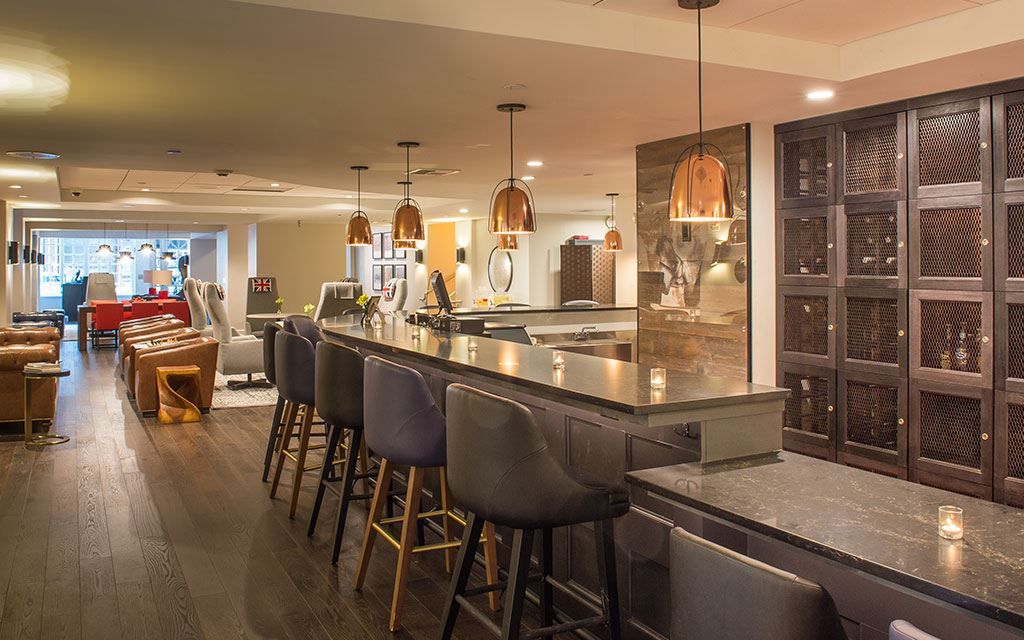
0,347 -> 500,640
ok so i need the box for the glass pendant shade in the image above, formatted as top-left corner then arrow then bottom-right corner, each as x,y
392,202 -> 424,242
96,243 -> 112,256
161,251 -> 175,261
346,212 -> 372,246
603,228 -> 623,252
669,150 -> 733,222
497,233 -> 519,251
118,250 -> 134,262
138,242 -> 155,254
489,181 -> 536,235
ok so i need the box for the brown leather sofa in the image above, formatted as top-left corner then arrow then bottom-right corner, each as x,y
0,327 -> 60,423
118,317 -> 184,350
134,337 -> 219,415
122,329 -> 201,394
120,327 -> 199,379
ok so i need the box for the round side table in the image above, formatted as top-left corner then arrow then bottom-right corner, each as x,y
22,367 -> 71,448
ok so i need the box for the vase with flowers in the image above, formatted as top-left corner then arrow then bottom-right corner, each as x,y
274,296 -> 284,312
356,293 -> 372,325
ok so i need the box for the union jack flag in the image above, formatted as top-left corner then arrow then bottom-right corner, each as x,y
251,277 -> 273,293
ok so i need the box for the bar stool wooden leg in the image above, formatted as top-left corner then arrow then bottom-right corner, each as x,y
331,428 -> 363,564
288,405 -> 315,518
595,519 -> 622,640
270,401 -> 299,499
440,512 -> 484,640
389,466 -> 425,632
358,438 -> 371,495
440,467 -> 455,573
501,528 -> 535,640
482,522 -> 501,612
308,422 -> 343,535
354,458 -> 394,580
262,395 -> 286,482
540,527 -> 554,631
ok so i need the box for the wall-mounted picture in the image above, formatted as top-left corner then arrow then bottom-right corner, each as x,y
395,264 -> 407,280
394,243 -> 406,259
372,264 -> 383,291
383,232 -> 394,260
372,233 -> 383,260
383,264 -> 395,283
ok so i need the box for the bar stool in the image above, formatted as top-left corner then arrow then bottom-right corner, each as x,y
261,321 -> 285,482
283,314 -> 322,345
306,341 -> 373,563
669,527 -> 848,640
353,357 -> 500,632
889,621 -> 941,640
440,384 -> 628,640
269,330 -> 325,518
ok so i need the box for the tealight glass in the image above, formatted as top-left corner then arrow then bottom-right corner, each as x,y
938,505 -> 963,540
650,367 -> 667,390
552,350 -> 565,369
468,337 -> 478,352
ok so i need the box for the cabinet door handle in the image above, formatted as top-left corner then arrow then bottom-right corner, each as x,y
981,142 -> 989,149
827,242 -> 834,250
897,241 -> 905,248
827,324 -> 835,331
827,405 -> 835,412
897,329 -> 905,337
981,238 -> 990,246
981,432 -> 990,441
898,418 -> 905,426
982,336 -> 990,344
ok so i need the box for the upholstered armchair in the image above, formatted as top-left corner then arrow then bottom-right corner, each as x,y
379,278 -> 409,316
134,338 -> 219,415
121,328 -> 200,387
0,327 -> 60,423
84,272 -> 117,303
183,278 -> 213,336
203,281 -> 268,388
118,317 -> 185,354
312,281 -> 363,321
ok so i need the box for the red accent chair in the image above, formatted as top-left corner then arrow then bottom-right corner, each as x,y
160,300 -> 191,325
92,301 -> 125,349
130,301 -> 162,320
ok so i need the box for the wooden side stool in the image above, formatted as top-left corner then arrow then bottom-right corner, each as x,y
156,365 -> 202,424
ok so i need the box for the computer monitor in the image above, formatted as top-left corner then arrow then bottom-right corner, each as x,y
430,270 -> 454,315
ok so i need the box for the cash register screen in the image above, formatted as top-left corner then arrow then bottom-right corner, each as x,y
430,270 -> 454,315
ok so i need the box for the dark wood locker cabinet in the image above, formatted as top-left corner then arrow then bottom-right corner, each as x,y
909,379 -> 993,499
909,290 -> 993,388
994,390 -> 1024,508
559,244 -> 615,305
909,195 -> 993,291
777,286 -> 837,367
836,201 -> 906,289
775,125 -> 835,210
838,370 -> 907,478
778,362 -> 836,462
838,288 -> 907,376
836,112 -> 907,204
776,207 -> 835,286
993,90 -> 1024,193
995,292 -> 1024,393
909,97 -> 992,199
994,192 -> 1024,291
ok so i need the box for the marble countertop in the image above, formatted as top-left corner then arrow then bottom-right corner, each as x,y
627,452 -> 1024,630
320,316 -> 786,417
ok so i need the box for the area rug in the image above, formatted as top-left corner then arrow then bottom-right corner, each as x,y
212,372 -> 277,409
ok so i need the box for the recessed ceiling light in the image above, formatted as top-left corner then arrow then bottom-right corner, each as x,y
9,184 -> 21,189
526,160 -> 543,167
166,149 -> 182,155
141,188 -> 150,192
521,175 -> 535,181
115,219 -> 125,222
122,204 -> 134,208
270,182 -> 280,187
5,150 -> 60,160
18,195 -> 28,198
345,195 -> 354,198
458,208 -> 469,213
806,89 -> 835,101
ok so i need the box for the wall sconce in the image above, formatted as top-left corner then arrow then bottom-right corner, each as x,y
415,249 -> 424,264
30,249 -> 38,264
22,247 -> 30,263
37,253 -> 45,266
710,241 -> 726,266
7,241 -> 18,264
455,247 -> 466,264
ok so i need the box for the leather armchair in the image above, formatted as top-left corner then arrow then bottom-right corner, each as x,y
203,281 -> 267,387
312,281 -> 362,321
379,278 -> 408,316
118,318 -> 185,353
0,327 -> 60,422
121,328 -> 201,390
134,338 -> 219,415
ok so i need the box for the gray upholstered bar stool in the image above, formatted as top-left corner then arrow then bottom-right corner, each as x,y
261,321 -> 285,482
269,330 -> 326,518
353,357 -> 500,632
669,527 -> 848,640
889,620 -> 941,640
441,384 -> 628,640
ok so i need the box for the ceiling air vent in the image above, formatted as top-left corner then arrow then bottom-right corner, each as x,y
408,168 -> 461,177
232,186 -> 290,193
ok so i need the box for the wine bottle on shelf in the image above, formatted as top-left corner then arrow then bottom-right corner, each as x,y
939,323 -> 953,370
953,322 -> 969,371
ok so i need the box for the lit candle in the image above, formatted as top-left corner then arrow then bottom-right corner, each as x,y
650,367 -> 667,390
468,337 -> 478,352
411,326 -> 421,340
937,505 -> 963,540
552,350 -> 565,369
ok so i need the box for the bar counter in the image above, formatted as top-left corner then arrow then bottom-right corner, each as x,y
628,452 -> 1024,638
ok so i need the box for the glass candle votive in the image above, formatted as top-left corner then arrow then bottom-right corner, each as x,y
468,337 -> 478,352
411,326 -> 421,340
552,350 -> 565,369
938,505 -> 964,540
650,367 -> 667,390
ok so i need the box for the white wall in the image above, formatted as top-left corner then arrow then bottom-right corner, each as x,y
254,221 -> 349,316
749,122 -> 776,386
225,223 -> 254,329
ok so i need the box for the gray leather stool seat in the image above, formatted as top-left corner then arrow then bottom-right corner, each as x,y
441,384 -> 627,640
670,527 -> 848,640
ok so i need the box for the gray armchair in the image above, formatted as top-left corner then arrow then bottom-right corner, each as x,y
379,278 -> 408,316
313,281 -> 363,322
203,281 -> 269,388
183,278 -> 213,336
84,272 -> 117,302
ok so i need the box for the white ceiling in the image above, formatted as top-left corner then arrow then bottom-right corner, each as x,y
0,0 -> 1022,225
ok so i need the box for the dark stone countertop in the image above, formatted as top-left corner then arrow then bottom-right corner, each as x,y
627,452 -> 1024,630
320,317 -> 786,418
417,303 -> 637,316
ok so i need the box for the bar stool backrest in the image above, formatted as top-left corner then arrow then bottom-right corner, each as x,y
363,356 -> 445,467
284,314 -> 322,346
669,527 -> 848,640
263,322 -> 282,385
274,331 -> 315,406
315,341 -> 364,430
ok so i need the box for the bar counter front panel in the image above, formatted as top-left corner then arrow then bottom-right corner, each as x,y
322,317 -> 785,640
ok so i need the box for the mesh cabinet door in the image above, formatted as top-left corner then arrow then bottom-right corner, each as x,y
838,288 -> 907,376
776,207 -> 835,286
836,112 -> 907,205
994,90 -> 1024,193
995,390 -> 1024,508
838,371 -> 907,478
994,192 -> 1024,291
776,125 -> 835,210
778,362 -> 836,461
995,292 -> 1024,393
909,98 -> 992,199
910,290 -> 993,388
910,379 -> 993,496
837,201 -> 906,289
777,286 -> 836,367
909,195 -> 993,291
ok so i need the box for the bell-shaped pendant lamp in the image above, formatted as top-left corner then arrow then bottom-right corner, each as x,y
345,165 -> 373,246
96,222 -> 112,256
138,223 -> 154,254
603,192 -> 624,252
489,103 -> 537,235
160,224 -> 175,261
669,0 -> 733,223
393,238 -> 417,250
392,142 -> 425,243
497,233 -> 519,252
118,222 -> 132,259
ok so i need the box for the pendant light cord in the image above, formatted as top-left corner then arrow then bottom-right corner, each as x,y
357,169 -> 361,212
509,108 -> 514,183
697,1 -> 704,151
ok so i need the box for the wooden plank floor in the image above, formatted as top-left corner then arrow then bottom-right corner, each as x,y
0,347 -> 503,640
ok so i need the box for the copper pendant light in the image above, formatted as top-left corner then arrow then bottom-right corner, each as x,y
603,192 -> 623,252
669,0 -> 733,223
393,238 -> 417,250
392,142 -> 425,243
497,234 -> 519,251
489,103 -> 537,235
345,165 -> 373,246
